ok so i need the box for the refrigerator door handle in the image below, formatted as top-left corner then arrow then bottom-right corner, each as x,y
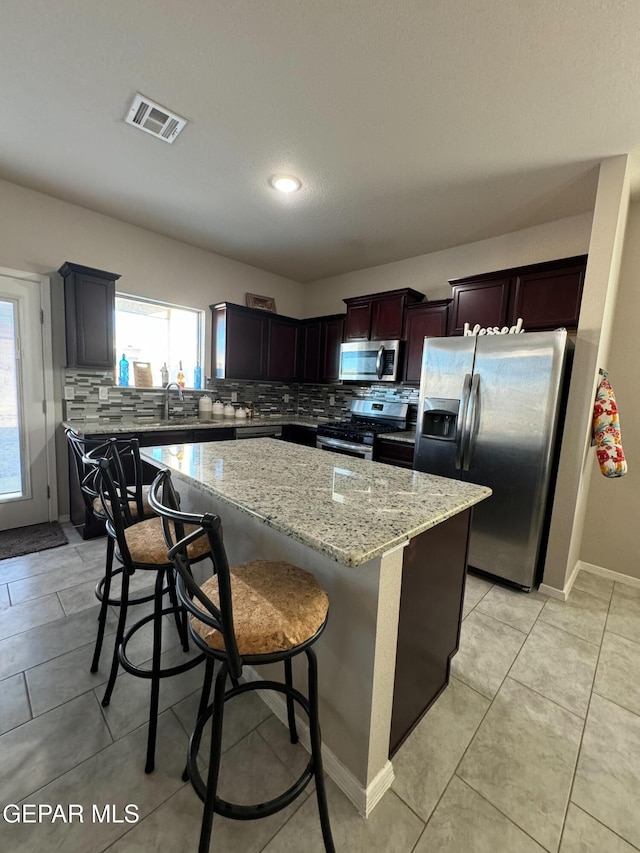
463,373 -> 481,472
376,345 -> 384,380
455,373 -> 472,470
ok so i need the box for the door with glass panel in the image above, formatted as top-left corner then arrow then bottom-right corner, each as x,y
0,274 -> 51,530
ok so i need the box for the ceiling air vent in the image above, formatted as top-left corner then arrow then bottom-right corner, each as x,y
124,93 -> 187,144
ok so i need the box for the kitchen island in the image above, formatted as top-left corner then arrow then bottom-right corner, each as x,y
142,438 -> 491,815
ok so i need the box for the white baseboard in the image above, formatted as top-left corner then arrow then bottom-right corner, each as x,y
577,560 -> 640,591
242,665 -> 394,817
539,561 -> 581,601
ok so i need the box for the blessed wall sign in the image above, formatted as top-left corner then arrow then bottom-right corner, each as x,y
463,317 -> 525,336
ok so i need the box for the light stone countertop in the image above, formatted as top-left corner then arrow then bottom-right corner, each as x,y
62,416 -> 321,435
141,438 -> 491,568
379,430 -> 416,445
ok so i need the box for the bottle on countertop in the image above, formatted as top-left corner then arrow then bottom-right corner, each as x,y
193,363 -> 202,390
118,354 -> 129,387
161,362 -> 169,386
177,360 -> 185,388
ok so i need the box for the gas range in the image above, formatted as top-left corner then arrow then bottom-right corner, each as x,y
316,400 -> 408,460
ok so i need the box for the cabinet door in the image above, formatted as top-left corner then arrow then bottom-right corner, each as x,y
61,263 -> 119,369
447,278 -> 511,335
402,302 -> 450,383
226,308 -> 268,379
374,439 -> 414,468
511,263 -> 586,330
371,293 -> 405,340
299,321 -> 322,382
268,317 -> 299,380
321,316 -> 345,381
344,300 -> 372,341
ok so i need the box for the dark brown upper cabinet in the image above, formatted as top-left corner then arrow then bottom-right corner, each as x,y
447,255 -> 587,335
343,288 -> 424,341
402,299 -> 451,383
60,262 -> 120,369
298,314 -> 345,382
211,303 -> 301,382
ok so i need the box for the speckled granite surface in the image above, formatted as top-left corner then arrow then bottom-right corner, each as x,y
381,430 -> 416,445
141,439 -> 491,568
62,417 -> 321,435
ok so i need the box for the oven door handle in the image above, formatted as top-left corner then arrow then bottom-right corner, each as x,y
316,436 -> 373,457
376,345 -> 385,380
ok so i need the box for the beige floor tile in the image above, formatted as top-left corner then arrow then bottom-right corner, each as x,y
462,572 -> 493,617
3,709 -> 188,853
0,583 -> 9,610
0,672 -> 31,735
509,621 -> 599,717
392,676 -> 490,821
594,631 -> 640,717
572,571 -> 614,602
109,729 -> 310,853
8,558 -> 105,605
0,691 -> 112,805
0,592 -> 65,641
0,603 -> 118,681
560,803 -> 638,852
538,588 -> 608,645
0,546 -> 89,584
415,776 -> 545,853
458,677 -> 583,852
263,777 -> 424,853
451,610 -> 526,699
606,583 -> 640,644
475,584 -> 547,633
572,693 -> 640,848
258,714 -> 314,783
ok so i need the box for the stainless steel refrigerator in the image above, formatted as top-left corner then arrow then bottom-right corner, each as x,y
413,330 -> 570,590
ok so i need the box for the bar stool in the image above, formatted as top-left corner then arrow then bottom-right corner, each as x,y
91,445 -> 210,773
66,429 -> 158,673
149,468 -> 335,853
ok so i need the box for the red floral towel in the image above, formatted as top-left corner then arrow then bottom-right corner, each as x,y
593,376 -> 627,477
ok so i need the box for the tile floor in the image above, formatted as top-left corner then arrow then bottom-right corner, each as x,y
1,524 -> 640,851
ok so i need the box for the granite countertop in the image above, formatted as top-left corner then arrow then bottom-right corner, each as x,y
62,416 -> 322,435
141,438 -> 491,568
381,430 -> 416,445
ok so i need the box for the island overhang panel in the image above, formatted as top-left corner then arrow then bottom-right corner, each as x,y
141,438 -> 490,815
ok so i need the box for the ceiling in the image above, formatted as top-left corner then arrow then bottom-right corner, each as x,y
2,0 -> 640,283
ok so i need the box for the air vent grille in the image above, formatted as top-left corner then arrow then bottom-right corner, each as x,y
125,93 -> 187,144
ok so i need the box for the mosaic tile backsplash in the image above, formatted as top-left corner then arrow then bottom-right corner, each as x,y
63,370 -> 419,424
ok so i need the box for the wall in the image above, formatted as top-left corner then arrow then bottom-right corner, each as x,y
541,156 -> 631,593
580,200 -> 640,578
303,212 -> 593,316
0,178 -> 304,515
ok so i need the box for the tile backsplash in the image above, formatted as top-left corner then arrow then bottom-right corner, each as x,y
62,370 -> 419,423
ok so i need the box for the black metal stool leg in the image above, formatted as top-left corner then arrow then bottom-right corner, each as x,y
145,568 -> 166,774
102,568 -> 129,707
182,656 -> 215,782
307,647 -> 335,853
284,657 -> 299,744
167,568 -> 189,652
198,661 -> 228,853
91,534 -> 114,673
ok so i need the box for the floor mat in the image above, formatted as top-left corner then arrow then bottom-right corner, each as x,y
0,521 -> 68,560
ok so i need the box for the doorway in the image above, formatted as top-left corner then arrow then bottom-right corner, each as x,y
0,269 -> 56,531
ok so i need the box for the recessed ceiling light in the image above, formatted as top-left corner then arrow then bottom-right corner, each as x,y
269,175 -> 301,193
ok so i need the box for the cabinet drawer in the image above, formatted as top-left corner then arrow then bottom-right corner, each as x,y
374,439 -> 415,468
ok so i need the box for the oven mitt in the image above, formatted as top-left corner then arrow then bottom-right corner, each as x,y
593,376 -> 627,477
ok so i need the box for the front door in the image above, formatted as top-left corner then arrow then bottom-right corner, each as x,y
0,271 -> 54,530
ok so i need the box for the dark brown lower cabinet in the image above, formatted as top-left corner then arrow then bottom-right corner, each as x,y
390,508 -> 472,757
374,438 -> 414,468
281,424 -> 318,447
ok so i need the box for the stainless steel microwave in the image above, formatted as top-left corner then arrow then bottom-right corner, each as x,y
338,340 -> 402,382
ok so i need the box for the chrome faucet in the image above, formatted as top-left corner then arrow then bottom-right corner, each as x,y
163,382 -> 184,420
